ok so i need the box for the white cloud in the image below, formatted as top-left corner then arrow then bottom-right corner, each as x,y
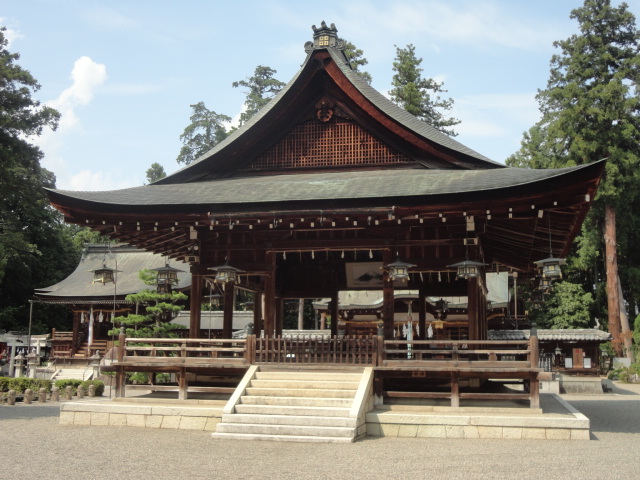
65,169 -> 138,192
0,20 -> 23,47
456,92 -> 541,129
336,0 -> 564,53
35,57 -> 107,180
81,7 -> 137,30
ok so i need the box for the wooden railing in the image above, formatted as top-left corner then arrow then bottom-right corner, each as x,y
115,335 -> 538,370
120,338 -> 249,365
381,339 -> 539,371
255,334 -> 377,365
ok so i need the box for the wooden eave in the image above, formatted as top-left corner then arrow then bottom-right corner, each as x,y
47,160 -> 604,274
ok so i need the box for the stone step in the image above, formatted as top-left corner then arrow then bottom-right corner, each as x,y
250,379 -> 361,390
211,432 -> 354,443
254,371 -> 362,382
53,369 -> 88,381
222,413 -> 357,428
234,404 -> 351,418
240,395 -> 353,408
215,422 -> 355,438
245,387 -> 356,398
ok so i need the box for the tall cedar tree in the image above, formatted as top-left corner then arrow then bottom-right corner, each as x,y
0,27 -> 84,333
232,65 -> 286,126
507,0 -> 640,358
389,44 -> 460,136
176,102 -> 230,165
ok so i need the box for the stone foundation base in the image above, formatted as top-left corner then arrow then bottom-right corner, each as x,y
60,402 -> 222,431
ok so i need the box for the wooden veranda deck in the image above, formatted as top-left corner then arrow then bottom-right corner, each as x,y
105,333 -> 541,408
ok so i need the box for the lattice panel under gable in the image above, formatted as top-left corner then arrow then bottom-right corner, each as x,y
244,118 -> 412,171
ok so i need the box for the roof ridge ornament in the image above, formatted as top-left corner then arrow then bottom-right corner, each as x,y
305,21 -> 345,53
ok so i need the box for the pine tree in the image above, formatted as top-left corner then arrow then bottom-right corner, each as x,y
232,65 -> 286,126
389,44 -> 460,136
176,102 -> 230,165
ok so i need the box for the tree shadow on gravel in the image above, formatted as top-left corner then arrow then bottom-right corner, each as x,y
0,405 -> 60,420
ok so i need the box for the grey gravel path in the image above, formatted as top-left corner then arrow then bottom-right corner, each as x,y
2,383 -> 640,480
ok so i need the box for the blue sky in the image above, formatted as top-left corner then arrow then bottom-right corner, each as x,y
4,0 -> 639,191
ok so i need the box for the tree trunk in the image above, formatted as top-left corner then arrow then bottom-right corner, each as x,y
604,204 -> 622,356
617,275 -> 634,362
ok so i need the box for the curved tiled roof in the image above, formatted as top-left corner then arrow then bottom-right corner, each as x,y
35,244 -> 191,301
489,329 -> 612,342
47,162 -> 599,212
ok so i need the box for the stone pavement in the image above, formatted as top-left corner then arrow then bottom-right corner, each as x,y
1,382 -> 640,479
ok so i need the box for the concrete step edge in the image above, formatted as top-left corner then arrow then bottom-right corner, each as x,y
211,432 -> 355,443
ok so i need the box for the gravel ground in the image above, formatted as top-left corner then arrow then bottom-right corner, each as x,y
2,383 -> 640,480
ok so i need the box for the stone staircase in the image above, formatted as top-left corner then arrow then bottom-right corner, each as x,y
212,367 -> 370,443
51,368 -> 90,381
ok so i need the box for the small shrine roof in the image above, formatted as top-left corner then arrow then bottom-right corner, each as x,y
34,244 -> 191,302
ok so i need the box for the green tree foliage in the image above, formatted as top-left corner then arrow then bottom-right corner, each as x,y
176,102 -> 230,165
111,289 -> 187,338
506,0 -> 640,340
534,281 -> 594,329
342,39 -> 372,84
110,270 -> 187,338
145,162 -> 166,183
389,44 -> 460,136
0,27 -> 84,333
232,65 -> 286,126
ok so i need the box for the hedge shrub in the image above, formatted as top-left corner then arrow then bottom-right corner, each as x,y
81,379 -> 105,396
0,377 -> 52,394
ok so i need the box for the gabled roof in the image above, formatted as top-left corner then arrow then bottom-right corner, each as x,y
34,244 -> 191,303
155,30 -> 502,185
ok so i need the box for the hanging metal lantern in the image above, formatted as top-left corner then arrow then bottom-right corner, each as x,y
530,289 -> 545,310
447,259 -> 486,280
534,256 -> 566,280
151,263 -> 184,286
209,263 -> 244,284
434,298 -> 448,320
90,263 -> 120,285
384,257 -> 415,282
205,293 -> 222,308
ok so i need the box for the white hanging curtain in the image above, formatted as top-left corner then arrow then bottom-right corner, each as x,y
88,308 -> 94,346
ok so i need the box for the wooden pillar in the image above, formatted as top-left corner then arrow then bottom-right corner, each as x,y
382,250 -> 394,339
222,282 -> 235,339
418,287 -> 427,340
450,372 -> 460,408
275,297 -> 284,336
263,252 -> 276,337
71,312 -> 81,355
253,292 -> 263,337
330,291 -> 339,337
467,277 -> 479,340
178,367 -> 187,400
188,267 -> 202,339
